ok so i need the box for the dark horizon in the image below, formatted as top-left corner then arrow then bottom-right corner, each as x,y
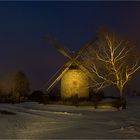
0,1 -> 140,92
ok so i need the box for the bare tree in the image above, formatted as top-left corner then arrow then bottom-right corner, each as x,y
81,30 -> 140,98
12,71 -> 30,102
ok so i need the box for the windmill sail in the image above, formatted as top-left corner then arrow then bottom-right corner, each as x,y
46,61 -> 73,92
74,60 -> 95,82
70,37 -> 97,81
46,35 -> 72,59
74,37 -> 97,59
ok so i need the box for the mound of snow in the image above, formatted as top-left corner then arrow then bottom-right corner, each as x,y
112,125 -> 140,134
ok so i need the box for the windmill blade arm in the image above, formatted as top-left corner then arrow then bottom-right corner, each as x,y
74,60 -> 95,82
47,67 -> 69,92
46,34 -> 72,59
46,61 -> 72,92
57,47 -> 71,59
75,37 -> 97,59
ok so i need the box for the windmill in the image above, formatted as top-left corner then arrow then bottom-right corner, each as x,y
46,35 -> 96,99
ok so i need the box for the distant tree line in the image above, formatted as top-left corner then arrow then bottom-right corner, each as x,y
0,71 -> 30,103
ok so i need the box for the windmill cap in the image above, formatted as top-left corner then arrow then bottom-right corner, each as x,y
69,64 -> 80,70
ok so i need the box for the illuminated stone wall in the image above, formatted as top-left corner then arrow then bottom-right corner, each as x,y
61,69 -> 89,98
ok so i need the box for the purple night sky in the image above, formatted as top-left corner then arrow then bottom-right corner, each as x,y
0,1 -> 140,92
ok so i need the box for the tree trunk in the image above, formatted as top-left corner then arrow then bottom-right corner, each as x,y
119,87 -> 123,99
119,87 -> 126,109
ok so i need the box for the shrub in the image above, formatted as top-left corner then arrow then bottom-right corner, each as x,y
113,98 -> 126,109
28,90 -> 48,104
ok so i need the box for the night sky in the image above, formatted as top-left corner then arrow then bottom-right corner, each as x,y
0,1 -> 140,91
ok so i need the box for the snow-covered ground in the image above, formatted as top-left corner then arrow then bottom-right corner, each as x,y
0,97 -> 140,139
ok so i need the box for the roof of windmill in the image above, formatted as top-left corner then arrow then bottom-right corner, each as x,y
69,63 -> 80,70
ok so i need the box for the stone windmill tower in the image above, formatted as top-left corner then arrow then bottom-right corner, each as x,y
46,36 -> 95,99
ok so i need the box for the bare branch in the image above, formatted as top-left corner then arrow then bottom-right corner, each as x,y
81,30 -> 140,97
